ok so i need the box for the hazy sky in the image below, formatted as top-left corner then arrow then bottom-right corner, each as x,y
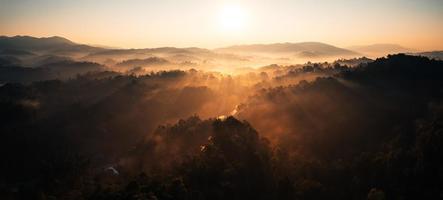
1,0 -> 442,50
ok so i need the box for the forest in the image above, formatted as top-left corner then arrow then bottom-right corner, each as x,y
1,54 -> 442,199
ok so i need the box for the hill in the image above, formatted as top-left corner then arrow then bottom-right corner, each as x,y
349,43 -> 413,57
0,35 -> 103,55
216,42 -> 360,58
412,51 -> 443,60
115,57 -> 171,68
1,55 -> 443,199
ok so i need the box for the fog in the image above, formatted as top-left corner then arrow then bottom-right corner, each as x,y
1,36 -> 443,199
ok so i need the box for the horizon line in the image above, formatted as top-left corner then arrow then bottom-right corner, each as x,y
1,34 -> 433,52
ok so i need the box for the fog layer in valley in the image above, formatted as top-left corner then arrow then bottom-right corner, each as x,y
4,35 -> 438,83
1,36 -> 443,199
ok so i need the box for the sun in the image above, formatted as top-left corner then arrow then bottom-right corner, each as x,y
218,4 -> 248,33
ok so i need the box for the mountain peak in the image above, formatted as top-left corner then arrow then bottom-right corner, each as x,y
0,35 -> 102,54
43,36 -> 74,44
3,35 -> 74,44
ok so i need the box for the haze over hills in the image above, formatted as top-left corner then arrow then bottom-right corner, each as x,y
0,35 -> 103,56
0,35 -> 75,49
2,0 -> 443,199
348,43 -> 414,58
2,35 -> 440,63
216,42 -> 360,57
1,35 -> 442,77
413,51 -> 443,60
2,53 -> 443,199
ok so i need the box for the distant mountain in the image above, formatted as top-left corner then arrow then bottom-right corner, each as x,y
348,44 -> 413,58
0,35 -> 103,55
412,51 -> 443,60
216,42 -> 360,58
86,47 -> 212,57
82,46 -> 252,67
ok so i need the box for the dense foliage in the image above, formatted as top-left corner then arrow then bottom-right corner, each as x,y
1,54 -> 442,199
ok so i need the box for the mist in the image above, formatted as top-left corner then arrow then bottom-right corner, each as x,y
1,35 -> 443,200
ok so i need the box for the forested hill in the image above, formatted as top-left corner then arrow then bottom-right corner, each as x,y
1,54 -> 443,199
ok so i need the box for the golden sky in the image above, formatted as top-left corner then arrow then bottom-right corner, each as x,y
1,0 -> 442,50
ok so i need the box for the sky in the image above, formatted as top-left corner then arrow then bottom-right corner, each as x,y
0,0 -> 442,50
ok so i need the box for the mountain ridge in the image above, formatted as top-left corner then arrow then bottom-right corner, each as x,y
2,35 -> 442,61
216,42 -> 360,57
0,35 -> 102,55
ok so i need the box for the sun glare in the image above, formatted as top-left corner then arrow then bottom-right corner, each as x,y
218,5 -> 248,33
